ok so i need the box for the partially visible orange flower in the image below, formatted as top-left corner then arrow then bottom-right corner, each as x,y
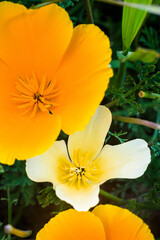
0,2 -> 113,165
36,204 -> 154,240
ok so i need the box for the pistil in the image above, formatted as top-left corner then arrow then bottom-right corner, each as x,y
61,151 -> 102,189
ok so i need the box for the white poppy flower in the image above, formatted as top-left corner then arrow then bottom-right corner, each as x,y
26,106 -> 151,211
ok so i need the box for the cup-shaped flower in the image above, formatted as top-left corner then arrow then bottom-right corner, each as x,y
26,106 -> 151,211
36,204 -> 154,240
0,2 -> 113,165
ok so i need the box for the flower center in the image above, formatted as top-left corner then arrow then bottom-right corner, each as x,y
60,150 -> 102,189
12,73 -> 60,118
34,92 -> 42,101
75,167 -> 86,176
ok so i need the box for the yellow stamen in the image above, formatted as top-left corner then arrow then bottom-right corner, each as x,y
30,103 -> 38,118
16,83 -> 33,96
39,75 -> 47,94
43,79 -> 56,95
18,101 -> 35,109
45,91 -> 60,99
26,72 -> 38,91
13,73 -> 60,118
18,77 -> 35,93
38,101 -> 48,112
59,150 -> 102,189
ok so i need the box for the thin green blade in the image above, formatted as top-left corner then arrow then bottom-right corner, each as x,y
122,0 -> 153,51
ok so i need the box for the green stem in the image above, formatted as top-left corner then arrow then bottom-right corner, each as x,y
68,1 -> 84,15
51,211 -> 60,215
106,77 -> 147,108
7,186 -> 12,240
84,0 -> 94,24
32,0 -> 65,9
138,91 -> 160,100
100,189 -> 124,203
150,111 -> 160,144
12,206 -> 24,226
135,202 -> 160,210
100,190 -> 160,210
115,61 -> 127,88
112,115 -> 160,130
59,201 -> 66,212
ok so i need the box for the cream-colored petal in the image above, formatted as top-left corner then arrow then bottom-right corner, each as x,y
95,139 -> 151,183
56,184 -> 100,211
68,106 -> 112,164
26,140 -> 69,185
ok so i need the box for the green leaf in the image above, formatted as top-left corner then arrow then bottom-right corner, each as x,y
119,48 -> 160,63
37,186 -> 62,208
116,51 -> 126,61
152,142 -> 160,157
0,164 -> 4,174
126,199 -> 137,212
122,0 -> 153,51
107,130 -> 128,144
0,161 -> 37,207
97,0 -> 160,16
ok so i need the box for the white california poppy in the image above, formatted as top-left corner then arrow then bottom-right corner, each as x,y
26,106 -> 151,211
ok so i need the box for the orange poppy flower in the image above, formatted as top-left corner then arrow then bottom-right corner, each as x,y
36,204 -> 155,240
0,2 -> 113,165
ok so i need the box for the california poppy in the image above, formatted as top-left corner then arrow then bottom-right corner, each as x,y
26,106 -> 150,211
36,204 -> 154,240
0,2 -> 112,165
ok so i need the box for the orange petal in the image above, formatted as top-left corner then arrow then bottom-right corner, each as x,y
27,4 -> 73,78
0,2 -> 27,29
0,2 -> 32,76
93,204 -> 155,240
0,2 -> 73,79
0,60 -> 61,165
0,110 -> 61,165
55,24 -> 113,135
36,209 -> 106,240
